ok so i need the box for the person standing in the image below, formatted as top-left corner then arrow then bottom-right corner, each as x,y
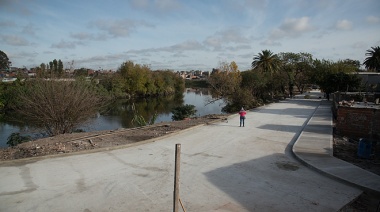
239,108 -> 246,127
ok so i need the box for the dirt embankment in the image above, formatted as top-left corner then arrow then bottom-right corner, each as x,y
0,115 -> 228,161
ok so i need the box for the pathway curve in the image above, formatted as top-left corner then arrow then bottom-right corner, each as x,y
0,92 -> 362,211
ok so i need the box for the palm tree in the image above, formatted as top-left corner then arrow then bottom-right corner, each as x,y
252,50 -> 281,98
363,46 -> 380,72
251,50 -> 280,75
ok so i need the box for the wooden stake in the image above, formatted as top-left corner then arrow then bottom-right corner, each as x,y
173,144 -> 181,212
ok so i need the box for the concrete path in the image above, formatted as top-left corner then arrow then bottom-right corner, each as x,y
293,99 -> 380,201
0,92 -> 364,212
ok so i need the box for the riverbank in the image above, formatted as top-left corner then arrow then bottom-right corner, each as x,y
0,114 -> 228,161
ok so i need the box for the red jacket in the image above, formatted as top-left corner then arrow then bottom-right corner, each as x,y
239,111 -> 246,117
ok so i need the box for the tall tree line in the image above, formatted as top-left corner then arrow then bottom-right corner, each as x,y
209,49 -> 370,112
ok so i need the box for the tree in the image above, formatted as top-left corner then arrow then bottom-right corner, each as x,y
208,61 -> 245,112
74,68 -> 88,77
312,59 -> 362,94
318,72 -> 361,94
343,59 -> 360,71
293,52 -> 313,93
57,59 -> 64,77
252,50 -> 281,98
53,59 -> 58,73
14,79 -> 104,136
252,50 -> 281,75
363,46 -> 380,72
49,61 -> 53,76
208,61 -> 241,102
0,50 -> 11,70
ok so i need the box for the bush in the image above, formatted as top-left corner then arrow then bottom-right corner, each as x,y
15,78 -> 103,136
7,133 -> 31,147
171,104 -> 197,121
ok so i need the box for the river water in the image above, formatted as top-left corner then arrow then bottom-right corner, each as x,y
0,88 -> 225,147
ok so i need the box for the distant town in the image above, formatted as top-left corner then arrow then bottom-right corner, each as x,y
0,66 -> 222,83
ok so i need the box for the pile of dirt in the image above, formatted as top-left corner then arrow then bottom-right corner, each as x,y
0,114 -> 228,161
333,134 -> 380,176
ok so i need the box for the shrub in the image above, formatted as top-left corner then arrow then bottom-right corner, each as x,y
171,104 -> 197,121
14,78 -> 103,136
7,133 -> 31,147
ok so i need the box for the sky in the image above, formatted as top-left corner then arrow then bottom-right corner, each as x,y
0,0 -> 379,72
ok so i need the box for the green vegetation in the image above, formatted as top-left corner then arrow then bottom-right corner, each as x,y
0,46 -> 377,139
185,79 -> 209,88
363,46 -> 380,72
0,50 -> 11,70
7,133 -> 31,147
131,103 -> 158,127
209,50 -> 366,113
171,104 -> 197,121
99,61 -> 185,99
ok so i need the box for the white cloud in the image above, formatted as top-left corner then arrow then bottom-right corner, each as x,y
280,17 -> 314,32
225,45 -> 252,51
22,23 -> 38,36
154,0 -> 181,10
0,0 -> 32,16
260,39 -> 281,46
51,40 -> 82,49
70,32 -> 93,40
9,51 -> 38,62
130,0 -> 180,12
0,20 -> 16,28
203,29 -> 250,51
366,16 -> 380,24
90,19 -> 153,37
335,19 -> 352,30
269,17 -> 314,40
128,40 -> 205,55
243,0 -> 268,9
130,0 -> 150,9
1,35 -> 30,46
168,40 -> 205,52
70,32 -> 107,41
351,42 -> 367,49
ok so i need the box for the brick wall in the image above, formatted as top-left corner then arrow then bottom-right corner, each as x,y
336,106 -> 380,139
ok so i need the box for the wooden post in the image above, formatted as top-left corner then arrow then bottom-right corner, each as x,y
173,143 -> 181,212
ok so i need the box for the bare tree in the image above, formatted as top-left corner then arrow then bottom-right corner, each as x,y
15,78 -> 103,136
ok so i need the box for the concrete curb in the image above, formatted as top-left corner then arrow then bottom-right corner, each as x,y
292,100 -> 380,195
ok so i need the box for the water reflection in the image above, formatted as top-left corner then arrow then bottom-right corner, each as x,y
0,89 -> 225,147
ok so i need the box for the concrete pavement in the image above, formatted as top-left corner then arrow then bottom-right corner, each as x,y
0,91 -> 371,211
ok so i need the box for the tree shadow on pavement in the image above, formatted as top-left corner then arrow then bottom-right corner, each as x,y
201,153 -> 360,211
257,124 -> 303,133
251,105 -> 317,119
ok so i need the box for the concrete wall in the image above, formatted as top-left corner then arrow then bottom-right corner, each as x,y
336,106 -> 380,139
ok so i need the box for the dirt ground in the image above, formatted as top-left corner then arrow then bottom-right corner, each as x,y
0,114 -> 228,161
1,114 -> 379,211
333,134 -> 380,176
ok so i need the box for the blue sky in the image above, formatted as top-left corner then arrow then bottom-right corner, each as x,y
1,0 -> 379,71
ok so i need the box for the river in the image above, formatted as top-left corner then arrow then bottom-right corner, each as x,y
0,88 -> 225,147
